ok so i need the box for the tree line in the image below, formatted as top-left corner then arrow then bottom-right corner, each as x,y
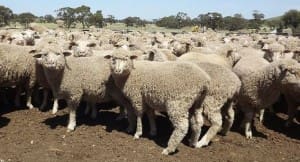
0,5 -> 299,33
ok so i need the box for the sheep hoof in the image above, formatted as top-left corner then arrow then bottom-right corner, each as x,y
67,128 -> 74,133
195,140 -> 208,148
245,132 -> 253,139
133,133 -> 141,139
52,110 -> 58,115
27,104 -> 34,109
161,149 -> 170,155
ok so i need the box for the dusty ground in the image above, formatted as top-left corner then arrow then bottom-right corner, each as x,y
0,100 -> 299,162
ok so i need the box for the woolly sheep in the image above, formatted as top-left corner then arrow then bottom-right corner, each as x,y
235,59 -> 300,139
0,43 -> 38,109
104,49 -> 211,155
33,47 -> 130,131
177,59 -> 241,147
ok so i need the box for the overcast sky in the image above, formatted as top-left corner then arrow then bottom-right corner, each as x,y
0,0 -> 299,20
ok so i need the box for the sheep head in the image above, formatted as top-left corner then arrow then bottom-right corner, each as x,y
104,49 -> 137,77
31,44 -> 72,70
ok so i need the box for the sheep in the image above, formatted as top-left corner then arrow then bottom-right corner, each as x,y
179,46 -> 241,69
177,59 -> 241,147
234,59 -> 300,139
169,39 -> 192,57
32,46 -> 131,131
0,43 -> 38,109
67,39 -> 98,57
104,48 -> 211,155
8,30 -> 37,46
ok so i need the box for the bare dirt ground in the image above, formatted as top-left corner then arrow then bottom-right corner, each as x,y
0,99 -> 299,162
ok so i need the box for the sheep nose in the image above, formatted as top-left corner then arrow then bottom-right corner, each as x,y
115,69 -> 121,74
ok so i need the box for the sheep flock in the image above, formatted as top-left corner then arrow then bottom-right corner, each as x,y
0,24 -> 300,156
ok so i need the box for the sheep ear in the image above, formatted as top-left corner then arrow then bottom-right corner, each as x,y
130,55 -> 138,60
32,53 -> 43,58
87,42 -> 96,47
29,49 -> 37,54
104,55 -> 112,59
63,51 -> 72,57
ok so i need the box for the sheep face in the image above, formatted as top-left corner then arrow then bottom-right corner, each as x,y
170,40 -> 191,57
292,51 -> 300,63
69,40 -> 96,57
279,61 -> 300,86
104,49 -> 137,77
263,49 -> 283,62
33,50 -> 72,70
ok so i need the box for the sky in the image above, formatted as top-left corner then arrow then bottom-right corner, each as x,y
0,0 -> 299,20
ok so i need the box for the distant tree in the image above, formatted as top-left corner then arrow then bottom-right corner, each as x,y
156,15 -> 178,28
75,5 -> 91,28
44,14 -> 55,23
176,12 -> 192,28
56,7 -> 76,28
282,9 -> 300,29
197,12 -> 223,30
123,16 -> 136,27
17,12 -> 36,28
223,14 -> 247,31
105,15 -> 116,24
0,5 -> 13,26
88,10 -> 104,28
248,10 -> 264,29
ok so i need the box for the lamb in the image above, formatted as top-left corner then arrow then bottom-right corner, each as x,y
32,45 -> 131,131
104,49 -> 211,155
0,43 -> 38,109
234,59 -> 300,139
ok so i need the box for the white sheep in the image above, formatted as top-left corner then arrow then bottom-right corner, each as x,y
234,59 -> 300,139
104,49 -> 211,155
33,45 -> 131,131
0,43 -> 38,109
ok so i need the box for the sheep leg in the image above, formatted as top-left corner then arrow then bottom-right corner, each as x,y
189,108 -> 204,147
52,98 -> 59,114
90,103 -> 98,119
258,109 -> 265,123
14,86 -> 22,107
220,101 -> 235,135
126,108 -> 136,134
285,101 -> 296,127
241,110 -> 254,139
40,89 -> 49,110
146,109 -> 157,137
116,106 -> 127,121
84,102 -> 91,115
134,114 -> 143,139
25,88 -> 34,109
67,103 -> 77,132
162,110 -> 189,155
196,112 -> 222,148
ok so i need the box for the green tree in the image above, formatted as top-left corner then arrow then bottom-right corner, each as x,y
248,10 -> 264,29
17,12 -> 36,28
0,5 -> 13,26
282,9 -> 300,29
75,5 -> 91,28
44,14 -> 55,23
105,15 -> 116,24
56,7 -> 76,28
88,10 -> 104,28
223,14 -> 247,31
